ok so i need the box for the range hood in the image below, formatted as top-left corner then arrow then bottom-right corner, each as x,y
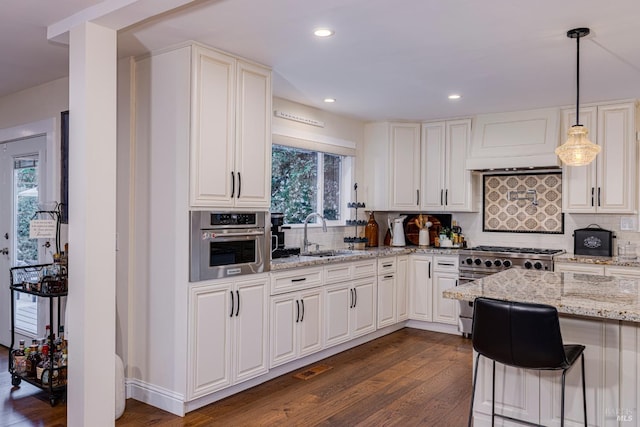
466,107 -> 561,170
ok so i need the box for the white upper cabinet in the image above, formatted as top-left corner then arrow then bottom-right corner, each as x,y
389,123 -> 422,210
190,45 -> 272,209
364,122 -> 420,211
562,101 -> 637,213
422,119 -> 477,212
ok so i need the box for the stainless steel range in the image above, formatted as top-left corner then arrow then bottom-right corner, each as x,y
457,246 -> 565,336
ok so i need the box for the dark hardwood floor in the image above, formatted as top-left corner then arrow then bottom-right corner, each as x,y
1,329 -> 473,426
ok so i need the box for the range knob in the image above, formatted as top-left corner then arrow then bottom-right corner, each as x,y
465,258 -> 473,265
524,261 -> 533,269
474,258 -> 482,266
494,260 -> 502,267
503,259 -> 512,268
534,261 -> 543,270
484,260 -> 493,267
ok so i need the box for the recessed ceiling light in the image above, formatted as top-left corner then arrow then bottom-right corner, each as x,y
448,94 -> 461,100
314,28 -> 334,37
324,98 -> 336,103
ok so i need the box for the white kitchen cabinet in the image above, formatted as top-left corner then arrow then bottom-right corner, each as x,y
562,101 -> 637,214
432,255 -> 459,325
539,317 -> 619,427
422,119 -> 478,212
409,254 -> 433,321
396,255 -> 409,322
190,45 -> 272,208
377,255 -> 409,328
324,277 -> 377,348
363,122 -> 421,211
187,275 -> 268,400
605,266 -> 640,278
270,288 -> 322,368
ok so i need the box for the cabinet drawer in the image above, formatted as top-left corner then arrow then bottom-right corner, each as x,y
324,263 -> 352,284
433,255 -> 458,273
378,257 -> 396,275
270,267 -> 323,295
353,260 -> 376,279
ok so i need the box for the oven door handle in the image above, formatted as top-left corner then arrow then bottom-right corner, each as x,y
207,230 -> 265,239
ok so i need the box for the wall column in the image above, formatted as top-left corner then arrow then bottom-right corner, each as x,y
67,22 -> 117,426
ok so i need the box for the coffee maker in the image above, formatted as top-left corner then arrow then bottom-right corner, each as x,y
270,212 -> 300,259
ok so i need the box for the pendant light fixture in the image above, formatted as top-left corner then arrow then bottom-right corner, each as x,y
555,27 -> 601,166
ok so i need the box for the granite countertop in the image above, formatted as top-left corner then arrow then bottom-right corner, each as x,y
270,246 -> 461,271
443,268 -> 640,322
554,253 -> 640,268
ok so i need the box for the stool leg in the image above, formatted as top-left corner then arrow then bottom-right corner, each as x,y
561,369 -> 567,427
468,353 -> 481,427
492,360 -> 496,426
581,353 -> 587,426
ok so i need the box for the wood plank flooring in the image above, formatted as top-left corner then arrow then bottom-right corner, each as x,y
1,328 -> 473,426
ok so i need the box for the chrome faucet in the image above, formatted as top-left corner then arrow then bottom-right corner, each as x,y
303,212 -> 327,253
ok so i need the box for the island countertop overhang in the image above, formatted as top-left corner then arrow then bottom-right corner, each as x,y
443,268 -> 640,323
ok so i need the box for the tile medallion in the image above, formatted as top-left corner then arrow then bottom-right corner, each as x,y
483,172 -> 563,234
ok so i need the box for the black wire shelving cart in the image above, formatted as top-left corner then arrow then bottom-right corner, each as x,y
8,264 -> 67,406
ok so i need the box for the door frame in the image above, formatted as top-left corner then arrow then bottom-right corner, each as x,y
1,118 -> 58,346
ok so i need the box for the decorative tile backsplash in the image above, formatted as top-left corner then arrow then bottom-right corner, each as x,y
483,172 -> 563,234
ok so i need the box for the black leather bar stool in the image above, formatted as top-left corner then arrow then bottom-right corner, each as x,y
468,297 -> 587,427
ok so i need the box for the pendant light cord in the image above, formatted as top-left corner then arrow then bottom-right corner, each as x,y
575,33 -> 580,126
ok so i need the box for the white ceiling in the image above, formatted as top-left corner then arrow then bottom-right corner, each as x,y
5,0 -> 640,122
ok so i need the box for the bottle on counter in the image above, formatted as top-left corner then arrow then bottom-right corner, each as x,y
364,212 -> 379,247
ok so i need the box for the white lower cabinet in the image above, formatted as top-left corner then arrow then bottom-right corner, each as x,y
377,255 -> 409,328
270,288 -> 322,368
187,276 -> 268,400
324,277 -> 377,348
409,254 -> 433,321
396,255 -> 409,322
409,254 -> 459,325
432,255 -> 459,325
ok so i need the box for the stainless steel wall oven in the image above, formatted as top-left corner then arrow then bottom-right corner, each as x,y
190,211 -> 268,281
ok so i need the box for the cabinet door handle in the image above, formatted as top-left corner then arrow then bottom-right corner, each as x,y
416,189 -> 420,206
230,290 -> 234,317
354,288 -> 358,308
237,172 -> 242,198
301,299 -> 305,322
349,288 -> 354,308
295,300 -> 300,323
235,290 -> 240,316
428,262 -> 431,279
384,275 -> 394,279
291,277 -> 307,283
230,171 -> 235,198
591,187 -> 595,207
382,263 -> 393,268
440,189 -> 443,206
597,187 -> 601,206
445,189 -> 448,206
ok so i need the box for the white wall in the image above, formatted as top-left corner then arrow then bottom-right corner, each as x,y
0,77 -> 68,129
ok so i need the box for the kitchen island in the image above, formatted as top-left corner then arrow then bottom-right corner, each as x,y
444,268 -> 639,426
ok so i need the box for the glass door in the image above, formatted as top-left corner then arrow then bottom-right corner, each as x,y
0,135 -> 47,346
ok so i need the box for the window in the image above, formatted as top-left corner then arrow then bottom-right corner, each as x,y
271,144 -> 352,224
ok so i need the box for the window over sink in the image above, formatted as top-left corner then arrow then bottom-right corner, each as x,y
271,144 -> 353,225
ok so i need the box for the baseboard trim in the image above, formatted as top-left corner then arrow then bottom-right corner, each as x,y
127,378 -> 186,416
